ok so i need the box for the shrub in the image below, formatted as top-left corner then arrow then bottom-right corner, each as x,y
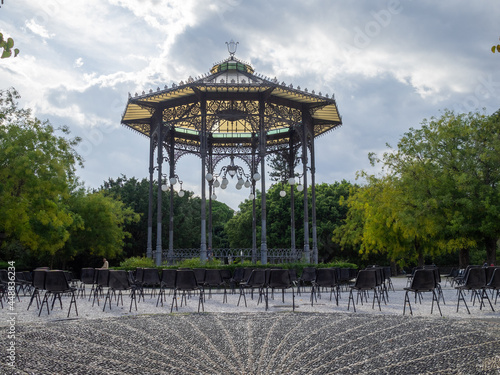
118,256 -> 156,269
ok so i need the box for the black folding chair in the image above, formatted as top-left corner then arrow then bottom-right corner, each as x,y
312,268 -> 339,306
403,269 -> 442,316
456,267 -> 494,314
103,270 -> 137,312
157,269 -> 177,307
171,270 -> 204,313
39,270 -> 78,318
348,269 -> 381,312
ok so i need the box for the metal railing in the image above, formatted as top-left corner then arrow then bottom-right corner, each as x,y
157,248 -> 304,264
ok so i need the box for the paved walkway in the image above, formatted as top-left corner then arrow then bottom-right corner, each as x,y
1,313 -> 500,374
1,277 -> 500,374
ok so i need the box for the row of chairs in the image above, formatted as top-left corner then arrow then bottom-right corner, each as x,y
403,266 -> 500,316
26,269 -> 78,317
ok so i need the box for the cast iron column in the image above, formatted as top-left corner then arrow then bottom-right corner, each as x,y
155,112 -> 163,266
301,108 -> 310,263
251,142 -> 257,263
311,136 -> 318,264
259,95 -> 267,265
147,133 -> 154,259
168,126 -> 175,265
200,95 -> 208,262
289,130 -> 296,261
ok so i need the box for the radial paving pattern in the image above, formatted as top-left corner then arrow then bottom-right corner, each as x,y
1,313 -> 499,374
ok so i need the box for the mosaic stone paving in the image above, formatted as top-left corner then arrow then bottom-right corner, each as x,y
1,312 -> 499,374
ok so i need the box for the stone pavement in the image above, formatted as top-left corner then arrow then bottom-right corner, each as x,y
1,277 -> 499,374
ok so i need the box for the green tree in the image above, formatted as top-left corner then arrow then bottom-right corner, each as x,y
337,110 -> 500,268
100,176 -> 234,252
64,189 -> 140,264
491,37 -> 500,53
226,181 -> 354,261
0,33 -> 19,59
0,89 -> 82,263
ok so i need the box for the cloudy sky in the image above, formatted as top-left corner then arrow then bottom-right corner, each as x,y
1,0 -> 499,209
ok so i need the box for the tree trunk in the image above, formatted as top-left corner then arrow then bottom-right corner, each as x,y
458,248 -> 470,268
415,238 -> 424,266
390,260 -> 397,276
484,237 -> 498,266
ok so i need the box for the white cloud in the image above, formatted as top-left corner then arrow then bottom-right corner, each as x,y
74,57 -> 84,68
24,19 -> 55,39
1,0 -> 499,209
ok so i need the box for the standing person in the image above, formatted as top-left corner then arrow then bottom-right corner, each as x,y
102,258 -> 109,269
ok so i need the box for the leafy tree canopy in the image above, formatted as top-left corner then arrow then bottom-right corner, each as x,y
0,33 -> 19,59
336,109 -> 500,267
0,89 -> 82,258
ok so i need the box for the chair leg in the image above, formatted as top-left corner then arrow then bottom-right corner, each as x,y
431,290 -> 442,316
68,291 -> 78,317
372,289 -> 381,311
198,290 -> 204,312
156,288 -> 164,307
237,286 -> 247,307
103,290 -> 112,312
403,290 -> 412,316
38,291 -> 51,316
347,289 -> 356,312
170,290 -> 178,313
479,289 -> 495,312
130,289 -> 137,312
457,289 -> 470,314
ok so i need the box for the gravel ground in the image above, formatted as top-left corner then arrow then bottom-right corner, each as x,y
1,277 -> 499,374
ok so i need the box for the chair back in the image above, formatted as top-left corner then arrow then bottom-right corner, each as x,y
142,268 -> 160,285
315,268 -> 336,287
383,266 -> 392,279
45,271 -> 70,292
485,267 -> 496,285
108,270 -> 130,290
160,269 -> 177,288
219,269 -> 232,283
424,265 -> 441,285
487,268 -> 500,288
175,270 -> 199,291
23,271 -> 33,283
204,269 -> 223,286
268,269 -> 292,289
339,268 -> 351,283
242,268 -> 254,283
33,269 -> 47,289
464,267 -> 487,288
288,269 -> 298,283
247,269 -> 266,287
15,272 -> 27,283
354,269 -> 377,288
96,269 -> 110,288
0,269 -> 9,283
135,268 -> 144,283
372,267 -> 384,286
410,269 -> 435,290
300,267 -> 317,282
232,268 -> 245,283
81,268 -> 95,284
193,268 -> 206,285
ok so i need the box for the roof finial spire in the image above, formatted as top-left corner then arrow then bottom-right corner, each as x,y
226,39 -> 238,58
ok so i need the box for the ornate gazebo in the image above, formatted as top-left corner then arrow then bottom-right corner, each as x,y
121,41 -> 342,265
